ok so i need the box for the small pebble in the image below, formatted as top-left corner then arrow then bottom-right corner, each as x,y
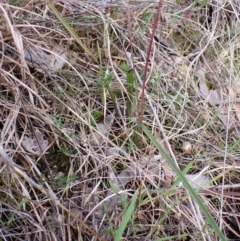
181,142 -> 192,153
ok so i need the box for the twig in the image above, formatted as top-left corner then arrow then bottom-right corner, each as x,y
139,0 -> 163,125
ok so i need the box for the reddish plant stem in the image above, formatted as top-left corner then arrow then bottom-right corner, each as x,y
138,0 -> 163,124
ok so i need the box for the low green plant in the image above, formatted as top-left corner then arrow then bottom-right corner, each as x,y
140,9 -> 154,21
228,139 -> 240,152
90,109 -> 102,126
53,117 -> 65,129
55,173 -> 77,187
99,69 -> 114,89
57,145 -> 70,156
53,87 -> 63,97
120,62 -> 128,72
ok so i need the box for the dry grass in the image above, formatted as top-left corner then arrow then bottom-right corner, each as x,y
0,0 -> 240,240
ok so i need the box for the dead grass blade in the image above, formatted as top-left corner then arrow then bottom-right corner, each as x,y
47,1 -> 97,62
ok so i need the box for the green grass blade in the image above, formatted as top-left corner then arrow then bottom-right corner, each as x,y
47,2 -> 97,62
140,124 -> 226,241
171,161 -> 193,188
114,190 -> 139,241
108,88 -> 121,117
149,201 -> 175,237
154,234 -> 188,241
108,180 -> 127,210
97,41 -> 102,67
7,197 -> 29,226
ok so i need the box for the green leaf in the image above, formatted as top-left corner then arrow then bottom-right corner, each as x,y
171,161 -> 193,188
140,124 -> 226,241
114,190 -> 139,241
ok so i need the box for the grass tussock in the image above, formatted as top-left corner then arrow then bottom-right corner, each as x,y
0,0 -> 240,240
